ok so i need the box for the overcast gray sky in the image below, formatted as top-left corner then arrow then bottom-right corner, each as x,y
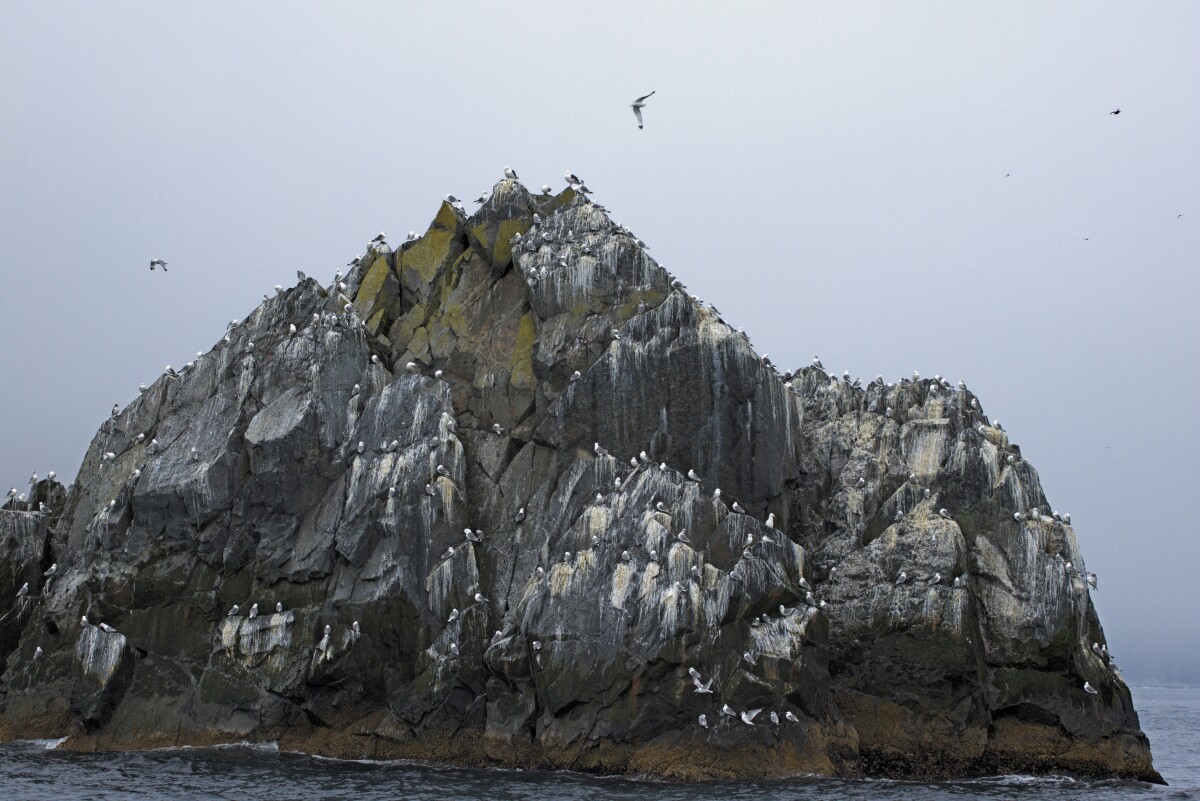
1,2 -> 1197,683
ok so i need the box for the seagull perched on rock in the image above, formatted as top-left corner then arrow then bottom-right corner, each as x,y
698,714 -> 708,728
740,708 -> 762,725
1084,681 -> 1099,694
503,166 -> 519,180
895,571 -> 909,585
99,623 -> 117,634
248,603 -> 258,619
731,502 -> 745,514
44,563 -> 57,578
149,259 -> 168,271
16,582 -> 29,598
515,507 -> 526,522
630,91 -> 655,129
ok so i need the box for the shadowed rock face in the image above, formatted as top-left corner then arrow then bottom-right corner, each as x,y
0,181 -> 1159,782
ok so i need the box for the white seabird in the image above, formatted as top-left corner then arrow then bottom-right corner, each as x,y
515,507 -> 526,522
895,571 -> 909,585
149,258 -> 168,271
938,508 -> 951,519
448,608 -> 460,623
770,711 -> 780,725
742,651 -> 756,665
275,602 -> 283,614
1086,572 -> 1098,590
630,90 -> 655,129
765,512 -> 775,528
692,675 -> 714,694
731,502 -> 745,514
698,714 -> 708,728
248,603 -> 258,619
677,529 -> 690,544
493,423 -> 505,435
227,604 -> 240,616
785,710 -> 800,723
474,592 -> 488,604
740,708 -> 762,725
503,166 -> 519,180
541,184 -> 552,195
99,623 -> 117,634
569,370 -> 581,382
44,563 -> 57,577
1084,681 -> 1099,695
406,362 -> 419,374
33,646 -> 43,661
16,582 -> 28,598
721,704 -> 736,717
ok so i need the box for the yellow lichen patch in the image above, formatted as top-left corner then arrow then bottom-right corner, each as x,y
637,562 -> 661,598
388,303 -> 427,349
581,507 -> 611,539
610,563 -> 636,609
548,563 -> 573,598
492,217 -> 530,265
441,301 -> 470,340
510,312 -> 537,387
354,257 -> 392,317
404,327 -> 432,363
428,321 -> 458,362
403,224 -> 458,286
366,309 -> 386,335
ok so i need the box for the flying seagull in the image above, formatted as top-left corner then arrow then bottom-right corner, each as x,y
1109,108 -> 1120,115
149,259 -> 168,272
631,91 -> 655,129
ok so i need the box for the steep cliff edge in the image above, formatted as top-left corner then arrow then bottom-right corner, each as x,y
0,180 -> 1160,782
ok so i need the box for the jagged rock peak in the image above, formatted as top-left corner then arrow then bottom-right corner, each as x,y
0,178 -> 1159,783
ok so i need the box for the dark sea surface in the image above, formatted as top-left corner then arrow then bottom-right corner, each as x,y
1,685 -> 1195,801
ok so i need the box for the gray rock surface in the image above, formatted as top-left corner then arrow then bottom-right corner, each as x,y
0,180 -> 1159,781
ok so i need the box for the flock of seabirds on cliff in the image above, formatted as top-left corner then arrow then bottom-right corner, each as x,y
4,90 -> 1128,726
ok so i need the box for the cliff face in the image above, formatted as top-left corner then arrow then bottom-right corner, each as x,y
0,180 -> 1159,782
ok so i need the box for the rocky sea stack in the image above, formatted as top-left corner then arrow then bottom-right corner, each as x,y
0,179 -> 1160,782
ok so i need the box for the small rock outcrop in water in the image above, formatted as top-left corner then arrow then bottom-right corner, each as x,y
0,180 -> 1160,782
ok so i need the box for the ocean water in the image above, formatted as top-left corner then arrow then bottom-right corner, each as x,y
1,686 -> 1195,800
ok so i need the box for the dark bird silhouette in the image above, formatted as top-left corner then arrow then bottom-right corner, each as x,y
1109,108 -> 1121,115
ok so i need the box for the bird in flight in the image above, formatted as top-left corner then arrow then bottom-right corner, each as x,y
1109,108 -> 1121,115
150,259 -> 167,272
631,91 -> 655,129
